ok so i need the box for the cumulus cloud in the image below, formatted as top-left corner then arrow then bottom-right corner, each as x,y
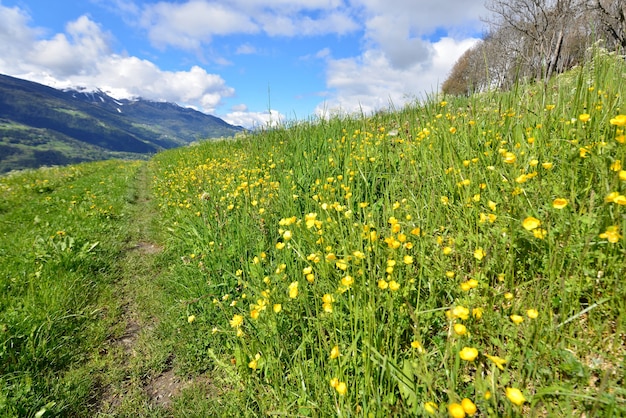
316,37 -> 480,116
0,5 -> 234,114
224,105 -> 285,129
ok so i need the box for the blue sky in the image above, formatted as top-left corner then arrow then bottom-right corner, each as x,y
0,0 -> 486,128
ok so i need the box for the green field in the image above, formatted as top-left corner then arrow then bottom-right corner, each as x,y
1,50 -> 625,417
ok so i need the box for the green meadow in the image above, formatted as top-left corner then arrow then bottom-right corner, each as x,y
1,50 -> 625,417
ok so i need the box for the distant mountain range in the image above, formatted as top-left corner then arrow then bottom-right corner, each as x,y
0,74 -> 244,173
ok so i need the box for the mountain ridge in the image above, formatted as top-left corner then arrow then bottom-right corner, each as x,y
0,74 -> 244,173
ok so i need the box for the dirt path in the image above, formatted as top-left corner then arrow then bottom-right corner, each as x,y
94,163 -> 188,416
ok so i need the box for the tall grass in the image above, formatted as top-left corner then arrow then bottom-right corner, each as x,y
150,49 -> 625,416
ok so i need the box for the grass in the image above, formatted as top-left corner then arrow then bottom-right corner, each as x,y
0,48 -> 625,417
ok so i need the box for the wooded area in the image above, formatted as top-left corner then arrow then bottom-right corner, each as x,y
442,0 -> 626,95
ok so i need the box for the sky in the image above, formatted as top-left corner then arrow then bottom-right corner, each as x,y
0,0 -> 486,128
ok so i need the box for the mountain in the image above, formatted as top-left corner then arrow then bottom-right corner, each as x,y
0,74 -> 244,173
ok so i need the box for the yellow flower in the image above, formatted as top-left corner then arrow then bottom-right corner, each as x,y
403,255 -> 414,264
579,113 -> 590,122
335,381 -> 347,396
503,152 -> 517,164
461,398 -> 477,415
579,147 -> 590,158
522,216 -> 541,231
488,200 -> 497,211
248,353 -> 260,370
250,309 -> 260,319
609,114 -> 626,126
187,315 -> 196,324
505,387 -> 526,406
526,308 -> 538,319
510,314 -> 524,324
275,242 -> 285,250
485,354 -> 507,370
389,280 -> 400,291
330,345 -> 340,359
288,281 -> 299,298
533,228 -> 547,239
448,402 -> 466,418
229,314 -> 244,328
605,191 -> 620,203
611,160 -> 622,171
330,377 -> 339,388
411,340 -> 424,353
453,323 -> 467,336
424,401 -> 438,414
443,246 -> 453,255
542,162 -> 553,169
460,279 -> 478,291
273,304 -> 282,313
450,305 -> 470,320
377,279 -> 388,290
472,307 -> 483,319
441,196 -> 449,205
341,275 -> 354,287
552,198 -> 568,209
473,248 -> 486,261
599,226 -> 622,243
619,170 -> 626,181
459,346 -> 478,361
282,230 -> 292,241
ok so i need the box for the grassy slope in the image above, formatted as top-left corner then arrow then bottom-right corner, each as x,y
147,50 -> 625,416
0,51 -> 624,417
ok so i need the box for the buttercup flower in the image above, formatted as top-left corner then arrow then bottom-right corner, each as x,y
330,345 -> 340,359
229,314 -> 244,328
448,403 -> 466,418
288,281 -> 299,298
335,381 -> 347,395
453,323 -> 468,336
459,346 -> 478,361
461,398 -> 477,415
579,113 -> 591,122
510,314 -> 524,324
599,226 -> 622,243
424,401 -> 438,414
522,216 -> 541,231
552,198 -> 568,209
187,315 -> 196,324
485,354 -> 507,370
609,114 -> 626,126
526,308 -> 539,319
505,387 -> 526,406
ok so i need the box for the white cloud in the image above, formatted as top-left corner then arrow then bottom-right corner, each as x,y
224,108 -> 285,129
0,6 -> 235,114
236,43 -> 257,54
316,37 -> 479,116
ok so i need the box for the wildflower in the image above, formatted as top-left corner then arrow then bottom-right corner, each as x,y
473,248 -> 486,261
288,281 -> 299,299
599,226 -> 622,243
250,309 -> 260,319
533,228 -> 547,239
579,113 -> 591,122
620,170 -> 626,181
441,196 -> 450,205
579,147 -> 590,158
526,308 -> 538,319
448,403 -> 466,418
378,279 -> 388,290
459,346 -> 478,361
453,323 -> 468,336
611,160 -> 622,171
424,401 -> 438,414
505,387 -> 526,406
488,200 -> 497,211
446,271 -> 455,278
503,152 -> 517,164
389,280 -> 400,291
248,353 -> 260,370
522,216 -> 541,231
609,114 -> 626,126
411,340 -> 424,353
229,314 -> 244,328
282,230 -> 292,241
510,314 -> 524,324
187,315 -> 196,324
305,212 -> 317,228
542,162 -> 553,169
450,305 -> 470,320
605,192 -> 620,203
461,398 -> 477,415
460,279 -> 478,291
504,292 -> 514,300
330,377 -> 339,388
484,390 -> 492,400
341,275 -> 354,288
330,345 -> 340,359
485,354 -> 507,370
335,381 -> 347,396
273,304 -> 282,313
472,308 -> 483,319
403,255 -> 414,264
552,198 -> 568,209
275,242 -> 285,250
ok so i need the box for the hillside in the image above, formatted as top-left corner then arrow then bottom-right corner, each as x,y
0,51 -> 624,416
0,74 -> 243,173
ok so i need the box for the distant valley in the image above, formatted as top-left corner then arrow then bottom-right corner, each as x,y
0,74 -> 243,173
